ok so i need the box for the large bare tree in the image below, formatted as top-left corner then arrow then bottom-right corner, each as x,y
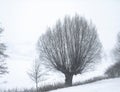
38,15 -> 102,86
0,27 -> 8,76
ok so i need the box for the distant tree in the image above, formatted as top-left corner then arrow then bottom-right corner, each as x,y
28,60 -> 47,92
105,61 -> 120,78
114,32 -> 120,61
0,27 -> 8,76
37,15 -> 102,86
105,32 -> 120,78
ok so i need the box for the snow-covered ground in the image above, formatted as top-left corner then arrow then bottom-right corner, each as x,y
50,78 -> 120,92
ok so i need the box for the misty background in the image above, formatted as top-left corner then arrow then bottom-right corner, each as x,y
0,0 -> 120,89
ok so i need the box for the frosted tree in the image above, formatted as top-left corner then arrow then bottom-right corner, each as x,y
0,27 -> 8,76
105,32 -> 120,78
38,15 -> 102,86
28,60 -> 47,92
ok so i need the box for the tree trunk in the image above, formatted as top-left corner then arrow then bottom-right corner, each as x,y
65,73 -> 73,86
36,81 -> 38,92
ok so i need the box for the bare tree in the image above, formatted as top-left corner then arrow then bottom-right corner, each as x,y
106,32 -> 120,78
0,27 -> 8,76
28,60 -> 47,92
37,15 -> 102,86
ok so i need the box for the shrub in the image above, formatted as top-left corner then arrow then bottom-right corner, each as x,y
105,61 -> 120,78
74,76 -> 107,86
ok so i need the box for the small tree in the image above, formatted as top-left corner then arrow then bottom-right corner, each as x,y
38,15 -> 102,86
28,60 -> 47,92
0,27 -> 8,76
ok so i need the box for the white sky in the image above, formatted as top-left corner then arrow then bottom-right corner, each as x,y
0,0 -> 120,89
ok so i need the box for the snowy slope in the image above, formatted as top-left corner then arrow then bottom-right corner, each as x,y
50,78 -> 120,92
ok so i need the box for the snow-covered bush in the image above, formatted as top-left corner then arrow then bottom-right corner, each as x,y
105,62 -> 120,78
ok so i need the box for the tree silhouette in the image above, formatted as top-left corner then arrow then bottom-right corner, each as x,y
0,27 -> 8,76
38,15 -> 102,86
105,32 -> 120,78
28,60 -> 47,92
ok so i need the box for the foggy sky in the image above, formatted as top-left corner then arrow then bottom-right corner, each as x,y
0,0 -> 120,89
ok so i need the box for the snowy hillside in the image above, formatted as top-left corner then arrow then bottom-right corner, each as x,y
50,78 -> 120,92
